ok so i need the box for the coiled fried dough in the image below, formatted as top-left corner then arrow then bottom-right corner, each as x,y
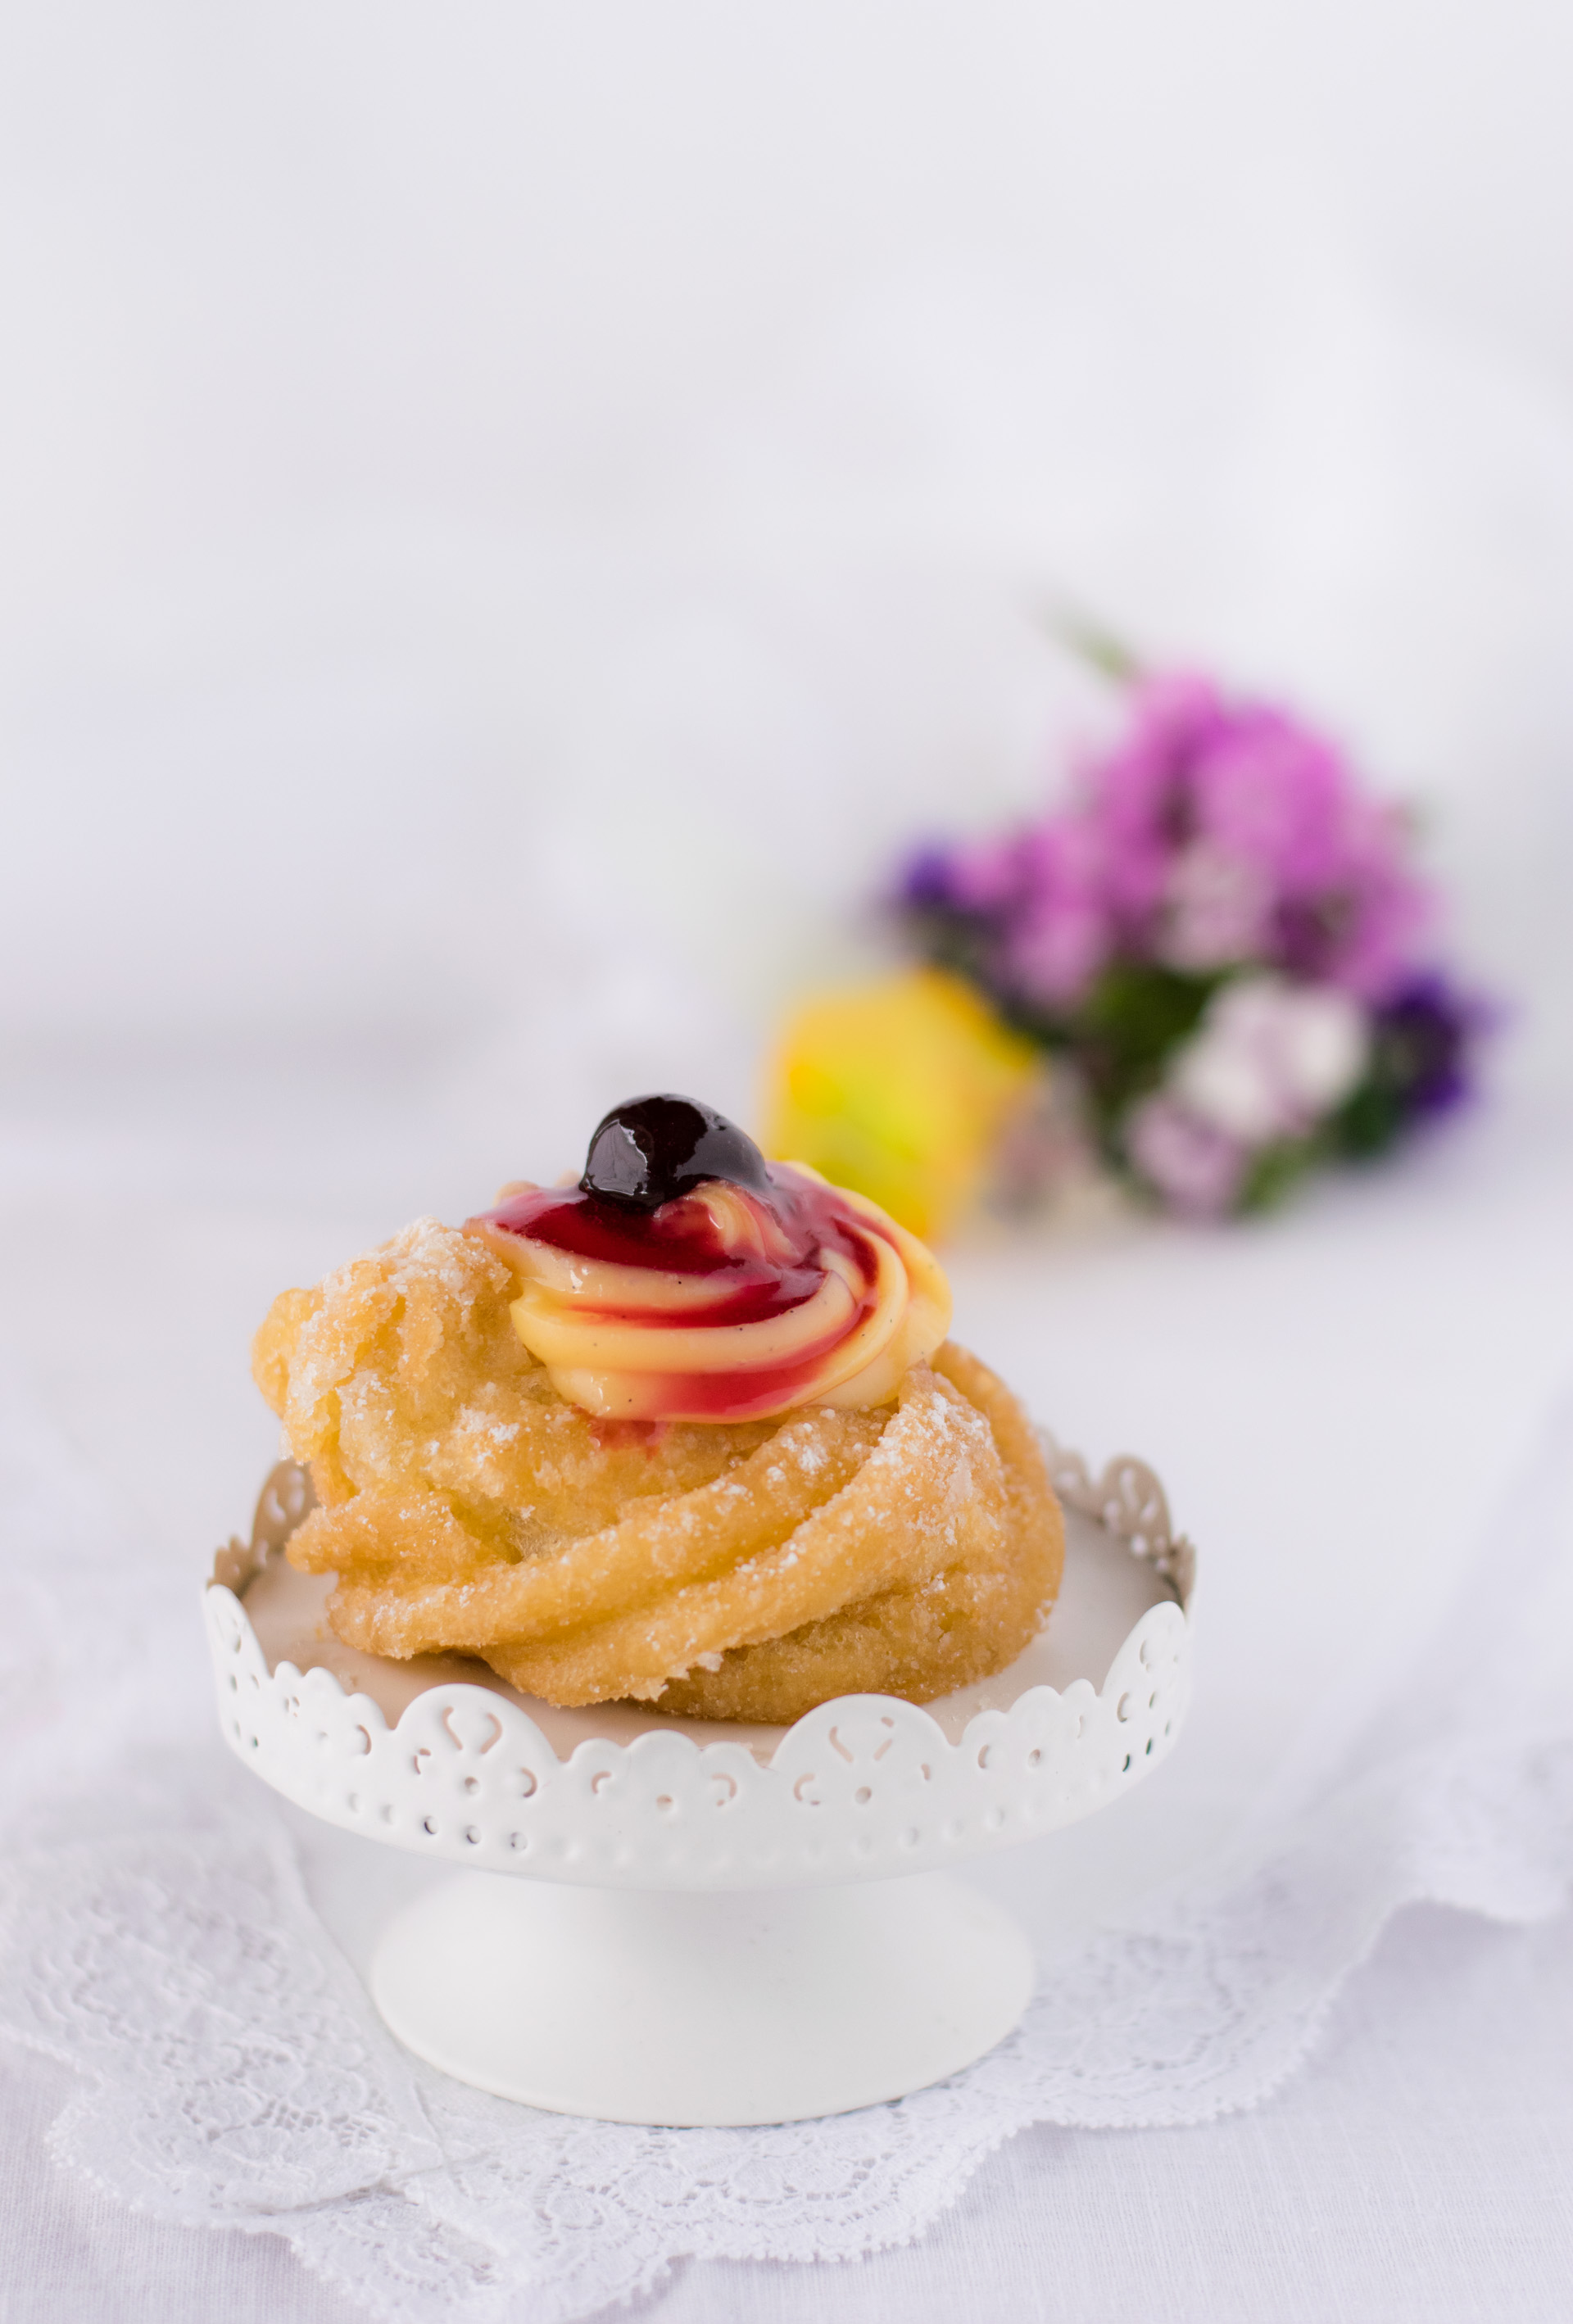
256,1217 -> 1063,1719
655,1342 -> 1062,1721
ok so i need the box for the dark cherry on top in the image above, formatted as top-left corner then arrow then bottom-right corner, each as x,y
580,1094 -> 774,1212
475,1095 -> 881,1352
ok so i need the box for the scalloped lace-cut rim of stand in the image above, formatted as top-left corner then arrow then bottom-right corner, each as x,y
203,1439 -> 1195,1890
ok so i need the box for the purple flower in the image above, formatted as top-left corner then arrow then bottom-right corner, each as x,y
1000,817 -> 1114,1004
949,836 -> 1031,913
1110,675 -> 1435,996
1162,840 -> 1276,971
897,670 -> 1439,1020
1372,970 -> 1492,1121
1005,891 -> 1110,1007
897,845 -> 961,912
1126,1094 -> 1248,1217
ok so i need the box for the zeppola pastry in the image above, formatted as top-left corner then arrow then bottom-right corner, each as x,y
253,1095 -> 1063,1722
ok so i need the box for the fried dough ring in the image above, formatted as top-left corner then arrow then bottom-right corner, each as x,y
655,1342 -> 1062,1721
257,1218 -> 1063,1720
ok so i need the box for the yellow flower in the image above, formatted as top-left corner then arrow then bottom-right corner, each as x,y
763,968 -> 1040,1241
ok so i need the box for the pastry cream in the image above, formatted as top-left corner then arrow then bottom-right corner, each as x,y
469,1163 -> 951,1424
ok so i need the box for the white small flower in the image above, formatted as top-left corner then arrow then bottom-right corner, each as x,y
1171,974 -> 1369,1146
1126,1094 -> 1247,1216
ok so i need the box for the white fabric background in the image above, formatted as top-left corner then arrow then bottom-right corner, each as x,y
5,4 -> 1573,2316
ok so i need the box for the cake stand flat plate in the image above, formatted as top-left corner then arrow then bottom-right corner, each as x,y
206,1444 -> 1193,1893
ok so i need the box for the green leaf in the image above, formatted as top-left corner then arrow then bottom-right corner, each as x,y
1237,1137 -> 1320,1212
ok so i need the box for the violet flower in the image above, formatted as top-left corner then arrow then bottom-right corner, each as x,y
892,662 -> 1485,1216
900,672 -> 1438,1018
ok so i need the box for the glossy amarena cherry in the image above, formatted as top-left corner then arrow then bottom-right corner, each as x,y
580,1094 -> 773,1211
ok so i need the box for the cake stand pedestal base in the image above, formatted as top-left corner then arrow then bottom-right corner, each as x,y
370,1869 -> 1035,2127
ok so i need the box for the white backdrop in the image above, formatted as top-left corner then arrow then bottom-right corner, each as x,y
4,0 -> 1573,1170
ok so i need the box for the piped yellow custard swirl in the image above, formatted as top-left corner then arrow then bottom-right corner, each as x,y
469,1164 -> 950,1424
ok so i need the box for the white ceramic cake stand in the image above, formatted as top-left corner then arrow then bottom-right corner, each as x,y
206,1438 -> 1195,2127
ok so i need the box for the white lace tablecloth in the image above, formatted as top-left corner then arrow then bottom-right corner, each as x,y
4,1085 -> 1573,2323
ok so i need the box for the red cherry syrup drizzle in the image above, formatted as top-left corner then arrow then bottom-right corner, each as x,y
467,1097 -> 902,1420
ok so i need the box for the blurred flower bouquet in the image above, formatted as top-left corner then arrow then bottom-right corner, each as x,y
768,664 -> 1489,1236
894,669 -> 1486,1219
